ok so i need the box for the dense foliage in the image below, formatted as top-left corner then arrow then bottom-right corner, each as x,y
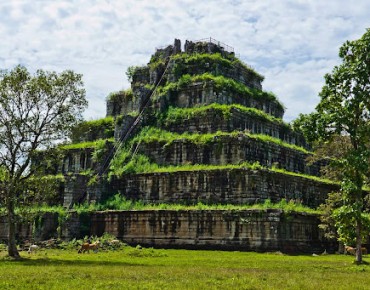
70,117 -> 114,143
0,65 -> 87,258
293,29 -> 370,263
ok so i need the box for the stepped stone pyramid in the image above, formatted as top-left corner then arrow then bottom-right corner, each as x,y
101,38 -> 331,207
16,38 -> 339,252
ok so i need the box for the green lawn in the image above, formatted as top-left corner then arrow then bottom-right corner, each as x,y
0,247 -> 369,289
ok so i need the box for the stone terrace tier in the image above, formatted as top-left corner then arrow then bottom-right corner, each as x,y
89,209 -> 327,253
133,134 -> 324,176
150,38 -> 263,90
153,82 -> 284,119
0,210 -> 332,253
161,105 -> 307,148
106,86 -> 151,117
165,53 -> 263,90
110,169 -> 338,208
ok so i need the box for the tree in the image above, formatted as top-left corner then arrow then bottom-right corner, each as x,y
0,65 -> 87,258
293,29 -> 370,263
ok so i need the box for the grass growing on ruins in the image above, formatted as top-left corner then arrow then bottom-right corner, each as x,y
59,138 -> 114,150
1,246 -> 370,289
71,196 -> 319,214
161,103 -> 289,128
109,152 -> 337,187
17,197 -> 318,216
70,116 -> 115,143
170,52 -> 264,80
155,72 -> 283,109
130,127 -> 309,153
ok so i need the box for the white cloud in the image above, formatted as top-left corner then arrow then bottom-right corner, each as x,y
0,0 -> 369,122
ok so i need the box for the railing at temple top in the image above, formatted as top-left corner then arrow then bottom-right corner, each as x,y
194,37 -> 234,53
155,38 -> 237,55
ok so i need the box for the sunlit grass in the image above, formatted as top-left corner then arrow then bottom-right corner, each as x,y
59,138 -> 114,150
0,247 -> 369,289
72,197 -> 320,214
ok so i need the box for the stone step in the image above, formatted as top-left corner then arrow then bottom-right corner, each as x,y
110,168 -> 337,208
134,133 -> 323,176
161,105 -> 308,148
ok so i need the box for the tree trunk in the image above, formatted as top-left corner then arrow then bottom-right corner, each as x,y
355,218 -> 362,264
355,186 -> 363,264
7,199 -> 20,259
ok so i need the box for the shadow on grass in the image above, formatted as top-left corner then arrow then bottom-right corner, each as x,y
0,256 -> 150,267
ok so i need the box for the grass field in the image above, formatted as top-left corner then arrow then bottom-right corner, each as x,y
0,246 -> 369,290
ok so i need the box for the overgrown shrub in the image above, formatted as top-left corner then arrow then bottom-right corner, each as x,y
71,117 -> 115,143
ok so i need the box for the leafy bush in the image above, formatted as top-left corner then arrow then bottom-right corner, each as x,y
73,194 -> 145,212
110,153 -> 160,176
104,194 -> 145,210
71,117 -> 114,143
126,66 -> 139,82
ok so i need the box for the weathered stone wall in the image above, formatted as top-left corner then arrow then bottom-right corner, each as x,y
167,57 -> 263,90
58,141 -> 114,176
110,169 -> 337,208
0,213 -> 58,242
152,39 -> 254,89
63,175 -> 89,208
114,114 -> 144,142
155,82 -> 284,119
184,39 -> 235,61
90,209 -> 329,253
60,148 -> 94,174
63,175 -> 110,208
0,210 -> 333,253
106,86 -> 151,117
70,120 -> 114,143
162,107 -> 308,148
0,216 -> 31,242
136,135 -> 323,176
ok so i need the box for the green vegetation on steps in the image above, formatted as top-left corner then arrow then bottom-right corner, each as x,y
161,103 -> 289,129
13,196 -> 319,215
109,148 -> 335,185
155,73 -> 284,110
29,174 -> 65,183
59,138 -> 114,150
75,195 -> 320,214
170,52 -> 264,81
70,116 -> 115,143
130,127 -> 309,153
106,88 -> 133,102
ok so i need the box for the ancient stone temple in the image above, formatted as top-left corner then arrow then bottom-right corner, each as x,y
1,38 -> 338,253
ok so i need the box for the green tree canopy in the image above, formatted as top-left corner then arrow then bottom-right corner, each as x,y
0,65 -> 87,258
293,29 -> 370,263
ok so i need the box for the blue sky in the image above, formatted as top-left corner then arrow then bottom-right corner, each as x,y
0,0 -> 369,122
